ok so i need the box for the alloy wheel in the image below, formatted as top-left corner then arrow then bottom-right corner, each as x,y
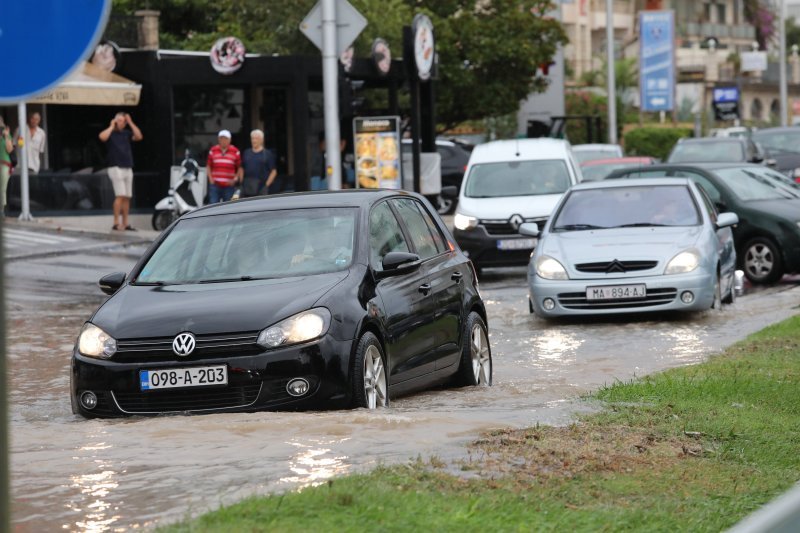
744,242 -> 774,281
363,345 -> 387,408
470,323 -> 492,386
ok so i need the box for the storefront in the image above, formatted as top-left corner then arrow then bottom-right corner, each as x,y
1,49 -> 409,214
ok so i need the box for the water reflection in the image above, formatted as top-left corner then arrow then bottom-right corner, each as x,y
659,327 -> 704,360
280,439 -> 351,489
69,465 -> 120,532
532,329 -> 583,362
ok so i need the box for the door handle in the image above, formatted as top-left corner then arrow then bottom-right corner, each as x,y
418,283 -> 431,295
451,271 -> 463,283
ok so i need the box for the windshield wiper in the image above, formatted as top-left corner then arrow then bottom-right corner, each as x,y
196,276 -> 254,284
614,222 -> 669,228
553,224 -> 607,231
133,280 -> 166,286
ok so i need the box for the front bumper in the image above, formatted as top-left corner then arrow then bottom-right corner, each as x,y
528,268 -> 716,317
454,227 -> 535,268
70,336 -> 354,417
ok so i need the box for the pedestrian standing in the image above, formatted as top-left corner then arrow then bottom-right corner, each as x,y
99,111 -> 143,231
0,119 -> 14,216
14,112 -> 46,173
238,129 -> 277,197
207,130 -> 241,203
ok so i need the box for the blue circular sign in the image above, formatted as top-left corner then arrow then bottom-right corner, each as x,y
0,0 -> 111,103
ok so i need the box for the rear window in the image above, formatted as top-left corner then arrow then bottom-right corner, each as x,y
464,160 -> 571,198
668,141 -> 744,163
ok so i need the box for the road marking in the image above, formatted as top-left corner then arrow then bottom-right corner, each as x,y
2,228 -> 80,248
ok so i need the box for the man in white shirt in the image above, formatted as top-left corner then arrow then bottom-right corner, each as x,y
15,112 -> 46,173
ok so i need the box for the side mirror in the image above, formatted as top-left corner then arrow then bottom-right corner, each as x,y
518,222 -> 540,237
716,212 -> 739,229
378,252 -> 421,277
440,185 -> 458,199
765,158 -> 778,169
99,272 -> 126,295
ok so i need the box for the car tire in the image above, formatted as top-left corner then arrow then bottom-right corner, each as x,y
528,298 -> 535,314
742,237 -> 783,284
152,210 -> 177,231
351,332 -> 388,409
456,312 -> 492,387
435,194 -> 456,215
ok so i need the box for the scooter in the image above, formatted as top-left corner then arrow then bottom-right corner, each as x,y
152,150 -> 206,231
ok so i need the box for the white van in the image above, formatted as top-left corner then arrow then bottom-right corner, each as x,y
452,138 -> 582,271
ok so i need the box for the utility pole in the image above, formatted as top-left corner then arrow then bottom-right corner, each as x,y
606,0 -> 618,144
321,0 -> 342,189
779,0 -> 788,127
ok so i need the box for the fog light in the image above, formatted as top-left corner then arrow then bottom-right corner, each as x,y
286,378 -> 310,397
681,291 -> 695,304
80,391 -> 98,410
543,298 -> 556,311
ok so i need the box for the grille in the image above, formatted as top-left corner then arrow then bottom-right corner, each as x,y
479,217 -> 547,236
474,248 -> 533,266
575,260 -> 658,273
557,288 -> 677,310
115,331 -> 261,362
112,384 -> 262,413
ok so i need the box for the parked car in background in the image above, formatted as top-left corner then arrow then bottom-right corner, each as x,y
709,126 -> 755,138
606,163 -> 800,283
752,127 -> 800,181
521,178 -> 738,317
401,138 -> 473,214
71,190 -> 492,418
666,137 -> 767,165
580,156 -> 657,181
453,138 -> 582,273
572,143 -> 624,164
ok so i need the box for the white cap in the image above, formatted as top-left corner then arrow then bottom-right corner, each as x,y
218,129 -> 232,139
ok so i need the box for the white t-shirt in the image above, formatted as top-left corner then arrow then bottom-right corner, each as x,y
17,126 -> 46,173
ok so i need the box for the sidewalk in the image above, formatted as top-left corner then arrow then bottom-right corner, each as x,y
3,213 -> 161,242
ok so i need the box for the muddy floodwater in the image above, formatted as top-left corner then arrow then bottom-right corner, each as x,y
7,257 -> 800,531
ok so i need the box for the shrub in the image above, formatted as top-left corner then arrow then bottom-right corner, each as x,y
623,127 -> 693,160
564,91 -> 609,144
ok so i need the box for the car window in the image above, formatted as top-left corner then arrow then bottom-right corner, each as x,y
136,208 -> 357,284
553,185 -> 701,230
611,168 -> 670,179
753,130 -> 800,155
390,198 -> 442,259
369,201 -> 410,270
694,185 -> 718,223
668,141 -> 745,163
464,159 -> 571,198
670,171 -> 724,204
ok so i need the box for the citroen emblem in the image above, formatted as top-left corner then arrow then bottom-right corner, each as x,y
509,214 -> 524,230
172,332 -> 196,356
606,260 -> 626,273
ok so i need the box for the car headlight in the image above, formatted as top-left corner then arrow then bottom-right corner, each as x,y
535,255 -> 568,280
665,250 -> 700,274
454,213 -> 478,231
77,323 -> 117,359
257,308 -> 332,348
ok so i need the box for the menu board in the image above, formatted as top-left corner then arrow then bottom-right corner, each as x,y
353,116 -> 402,189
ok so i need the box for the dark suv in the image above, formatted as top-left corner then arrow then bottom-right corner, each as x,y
402,139 -> 473,214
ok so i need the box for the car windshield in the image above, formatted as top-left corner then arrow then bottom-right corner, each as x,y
713,168 -> 800,201
552,185 -> 701,230
135,208 -> 357,284
573,149 -> 619,164
581,163 -> 643,181
464,159 -> 571,198
753,130 -> 800,155
669,141 -> 745,162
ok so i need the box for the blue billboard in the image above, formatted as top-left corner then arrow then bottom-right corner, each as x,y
639,11 -> 675,112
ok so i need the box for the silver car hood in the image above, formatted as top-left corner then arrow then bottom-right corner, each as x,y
541,226 -> 703,269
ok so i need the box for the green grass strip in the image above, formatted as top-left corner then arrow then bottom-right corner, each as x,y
163,315 -> 800,532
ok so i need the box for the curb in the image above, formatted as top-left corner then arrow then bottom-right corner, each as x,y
5,239 -> 153,262
3,219 -> 160,243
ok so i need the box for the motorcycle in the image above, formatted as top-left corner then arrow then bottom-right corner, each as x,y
152,150 -> 206,231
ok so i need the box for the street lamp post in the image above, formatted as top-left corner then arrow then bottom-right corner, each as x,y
606,0 -> 617,144
779,0 -> 788,127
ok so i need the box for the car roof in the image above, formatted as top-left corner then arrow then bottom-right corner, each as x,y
182,189 -> 421,219
572,143 -> 621,151
581,157 -> 653,167
468,138 -> 571,163
676,137 -> 746,144
572,177 -> 691,190
752,127 -> 800,134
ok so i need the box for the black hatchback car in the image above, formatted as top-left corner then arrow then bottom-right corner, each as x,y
606,163 -> 800,283
71,190 -> 491,417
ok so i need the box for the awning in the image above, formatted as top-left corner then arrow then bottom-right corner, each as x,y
29,61 -> 141,106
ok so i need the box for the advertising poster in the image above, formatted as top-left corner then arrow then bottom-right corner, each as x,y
353,116 -> 402,189
639,10 -> 675,112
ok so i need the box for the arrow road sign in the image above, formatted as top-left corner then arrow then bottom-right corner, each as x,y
300,0 -> 367,55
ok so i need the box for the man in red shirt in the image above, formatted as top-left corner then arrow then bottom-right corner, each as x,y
207,129 -> 241,203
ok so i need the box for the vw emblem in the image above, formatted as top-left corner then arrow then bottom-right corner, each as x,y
172,332 -> 196,357
509,214 -> 524,230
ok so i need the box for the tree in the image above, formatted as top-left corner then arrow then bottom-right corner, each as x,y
112,0 -> 566,129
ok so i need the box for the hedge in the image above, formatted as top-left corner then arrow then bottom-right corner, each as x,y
623,127 -> 693,160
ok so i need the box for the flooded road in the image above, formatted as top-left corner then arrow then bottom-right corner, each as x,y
6,253 -> 800,531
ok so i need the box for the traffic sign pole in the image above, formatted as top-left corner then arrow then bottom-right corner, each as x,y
17,103 -> 33,221
322,0 -> 342,190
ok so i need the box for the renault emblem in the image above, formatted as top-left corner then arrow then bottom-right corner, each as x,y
172,332 -> 196,356
509,214 -> 524,230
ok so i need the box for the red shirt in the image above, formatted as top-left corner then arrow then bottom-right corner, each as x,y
207,144 -> 241,187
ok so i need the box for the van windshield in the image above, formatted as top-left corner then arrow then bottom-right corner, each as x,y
464,160 -> 571,198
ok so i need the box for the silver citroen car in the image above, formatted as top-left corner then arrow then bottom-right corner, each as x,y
521,178 -> 739,317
